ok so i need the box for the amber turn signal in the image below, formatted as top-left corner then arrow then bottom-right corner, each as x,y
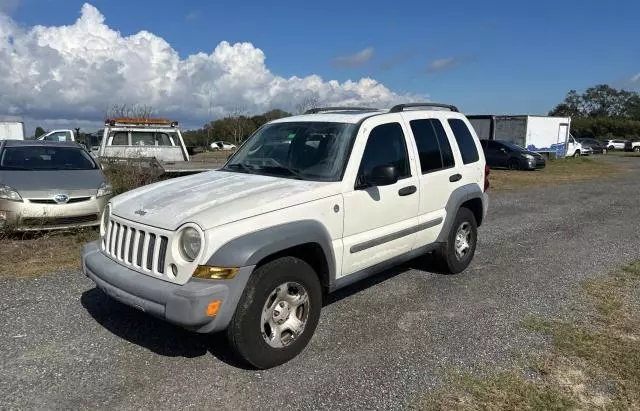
192,266 -> 239,280
206,300 -> 222,317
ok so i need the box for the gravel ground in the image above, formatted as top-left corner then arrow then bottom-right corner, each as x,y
1,156 -> 639,410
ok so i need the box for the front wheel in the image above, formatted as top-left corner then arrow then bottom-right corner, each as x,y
634,147 -> 640,152
508,158 -> 520,170
434,207 -> 478,274
573,150 -> 581,158
226,256 -> 322,369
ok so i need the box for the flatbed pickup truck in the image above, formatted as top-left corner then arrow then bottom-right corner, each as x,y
96,118 -> 219,175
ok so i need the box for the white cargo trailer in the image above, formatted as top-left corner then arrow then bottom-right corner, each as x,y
0,120 -> 26,140
467,115 -> 582,158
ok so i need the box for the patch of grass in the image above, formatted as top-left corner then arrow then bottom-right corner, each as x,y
489,156 -> 620,192
0,228 -> 98,278
419,261 -> 640,410
608,150 -> 640,157
190,150 -> 234,164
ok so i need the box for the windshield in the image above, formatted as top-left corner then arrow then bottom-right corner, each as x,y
223,121 -> 358,181
0,146 -> 97,170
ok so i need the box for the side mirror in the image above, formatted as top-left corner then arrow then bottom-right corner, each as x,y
368,164 -> 399,187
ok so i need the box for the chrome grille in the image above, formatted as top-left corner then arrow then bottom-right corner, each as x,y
103,218 -> 169,275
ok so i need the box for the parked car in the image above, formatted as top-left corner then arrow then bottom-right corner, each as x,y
210,141 -> 237,151
623,138 -> 640,152
480,139 -> 546,170
0,140 -> 112,231
604,139 -> 628,150
577,138 -> 608,154
81,103 -> 489,369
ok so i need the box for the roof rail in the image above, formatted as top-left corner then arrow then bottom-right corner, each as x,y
389,103 -> 459,113
305,106 -> 379,114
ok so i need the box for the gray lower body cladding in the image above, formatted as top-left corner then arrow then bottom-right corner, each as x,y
81,241 -> 253,333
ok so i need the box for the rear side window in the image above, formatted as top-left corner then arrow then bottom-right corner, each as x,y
409,119 -> 455,173
448,119 -> 479,164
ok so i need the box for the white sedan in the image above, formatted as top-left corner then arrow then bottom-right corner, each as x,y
210,141 -> 236,151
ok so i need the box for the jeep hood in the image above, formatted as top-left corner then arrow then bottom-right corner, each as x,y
110,170 -> 340,230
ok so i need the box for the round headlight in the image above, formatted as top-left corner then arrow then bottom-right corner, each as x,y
180,227 -> 202,262
100,205 -> 110,237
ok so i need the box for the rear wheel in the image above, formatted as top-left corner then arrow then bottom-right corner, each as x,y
226,256 -> 322,369
434,207 -> 478,274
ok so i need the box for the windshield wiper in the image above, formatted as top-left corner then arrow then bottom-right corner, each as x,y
255,165 -> 305,180
224,162 -> 254,174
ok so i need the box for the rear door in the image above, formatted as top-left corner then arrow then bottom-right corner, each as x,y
486,140 -> 509,167
340,115 -> 420,277
400,113 -> 457,248
443,116 -> 484,189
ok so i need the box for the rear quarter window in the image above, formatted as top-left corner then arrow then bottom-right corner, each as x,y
448,119 -> 480,164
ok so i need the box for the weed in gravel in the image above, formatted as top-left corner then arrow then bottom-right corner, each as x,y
418,261 -> 640,410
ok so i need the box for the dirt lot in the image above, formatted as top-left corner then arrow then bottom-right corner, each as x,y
1,155 -> 639,409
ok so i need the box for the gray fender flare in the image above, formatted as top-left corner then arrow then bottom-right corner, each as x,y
436,183 -> 485,243
206,220 -> 336,281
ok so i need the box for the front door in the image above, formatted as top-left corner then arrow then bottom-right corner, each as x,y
340,115 -> 420,277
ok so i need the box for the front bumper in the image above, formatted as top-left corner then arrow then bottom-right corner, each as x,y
0,196 -> 108,231
81,241 -> 254,333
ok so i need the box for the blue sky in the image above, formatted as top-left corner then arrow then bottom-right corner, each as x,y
2,0 -> 639,125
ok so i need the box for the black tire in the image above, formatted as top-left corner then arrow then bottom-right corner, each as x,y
573,150 -> 581,158
434,207 -> 478,274
508,158 -> 520,170
634,147 -> 640,152
226,256 -> 322,369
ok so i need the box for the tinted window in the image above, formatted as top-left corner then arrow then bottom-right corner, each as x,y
111,132 -> 128,145
358,122 -> 410,180
0,146 -> 97,170
432,120 -> 455,168
410,119 -> 455,173
448,119 -> 479,164
131,132 -> 175,146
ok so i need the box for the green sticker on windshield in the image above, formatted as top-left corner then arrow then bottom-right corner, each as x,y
287,133 -> 296,139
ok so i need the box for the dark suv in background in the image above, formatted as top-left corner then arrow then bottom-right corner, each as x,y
480,139 -> 545,170
577,138 -> 608,154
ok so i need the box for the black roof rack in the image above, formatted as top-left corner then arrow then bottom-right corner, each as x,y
389,103 -> 459,113
305,106 -> 379,114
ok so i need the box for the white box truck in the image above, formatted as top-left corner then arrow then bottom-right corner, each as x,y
467,115 -> 585,158
0,120 -> 26,140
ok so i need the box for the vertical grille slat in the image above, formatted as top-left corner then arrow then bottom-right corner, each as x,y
119,225 -> 128,260
136,232 -> 146,267
146,234 -> 156,271
127,229 -> 137,264
157,236 -> 168,274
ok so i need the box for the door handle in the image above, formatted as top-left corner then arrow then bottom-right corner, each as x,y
398,185 -> 417,196
449,174 -> 462,182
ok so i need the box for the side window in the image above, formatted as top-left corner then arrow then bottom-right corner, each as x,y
431,119 -> 455,168
110,132 -> 128,146
410,119 -> 442,173
448,119 -> 479,164
358,122 -> 410,180
409,119 -> 455,173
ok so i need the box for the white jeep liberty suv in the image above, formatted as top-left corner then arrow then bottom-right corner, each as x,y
82,103 -> 490,369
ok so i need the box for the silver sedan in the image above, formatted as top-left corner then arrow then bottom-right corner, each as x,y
0,140 -> 112,231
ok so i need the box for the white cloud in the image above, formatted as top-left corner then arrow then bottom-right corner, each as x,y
630,73 -> 640,84
427,57 -> 457,73
0,4 -> 420,130
332,47 -> 375,68
185,10 -> 199,22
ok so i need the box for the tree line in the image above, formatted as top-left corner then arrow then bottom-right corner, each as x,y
549,84 -> 640,138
